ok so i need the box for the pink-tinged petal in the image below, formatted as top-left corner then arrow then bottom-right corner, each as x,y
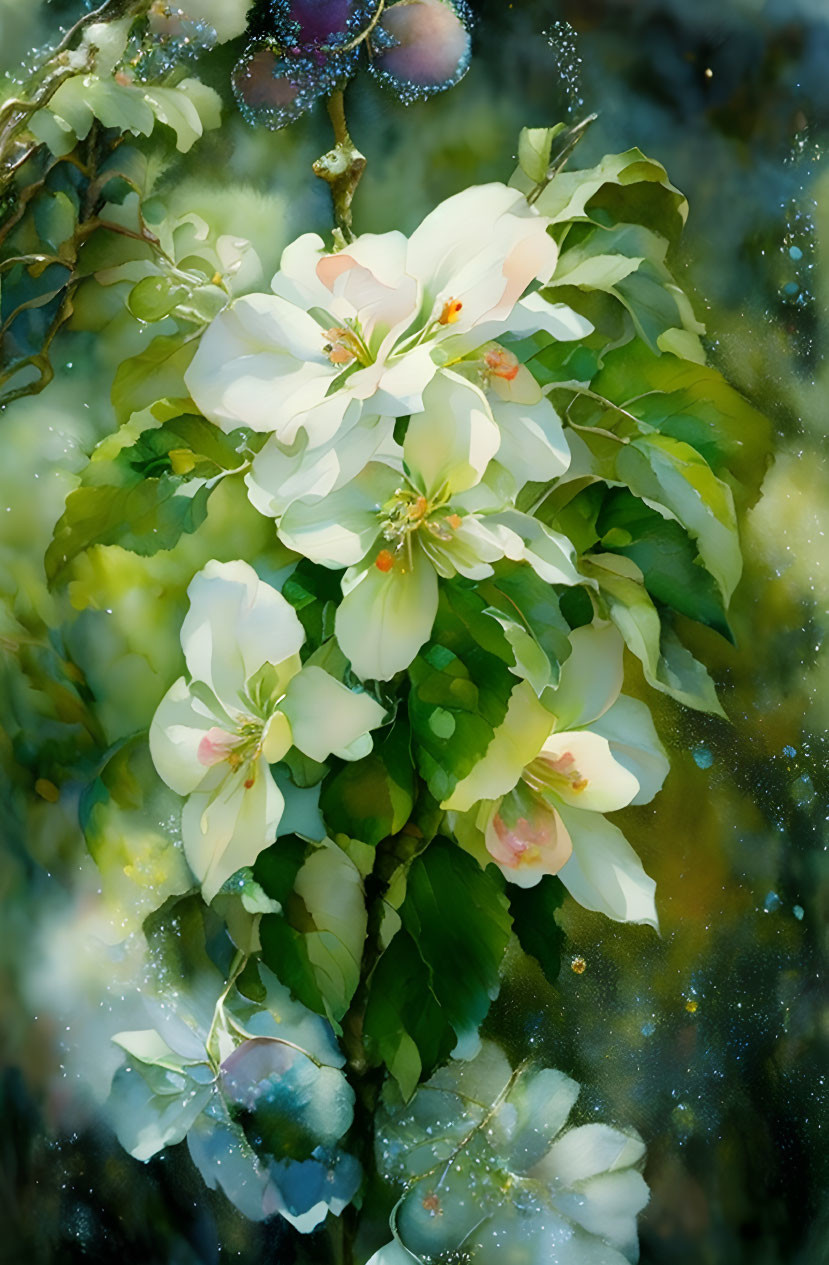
484,785 -> 573,888
530,729 -> 640,813
149,676 -> 221,796
407,183 -> 557,330
197,726 -> 239,767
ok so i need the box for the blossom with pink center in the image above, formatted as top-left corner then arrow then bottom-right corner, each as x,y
443,624 -> 670,926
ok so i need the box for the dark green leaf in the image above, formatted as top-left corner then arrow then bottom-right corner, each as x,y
401,839 -> 512,1049
509,876 -> 567,986
597,489 -> 733,640
363,929 -> 455,1099
320,720 -> 415,847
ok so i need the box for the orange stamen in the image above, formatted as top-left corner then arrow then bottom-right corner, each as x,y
375,549 -> 395,573
447,513 -> 462,529
484,344 -> 520,381
438,297 -> 463,326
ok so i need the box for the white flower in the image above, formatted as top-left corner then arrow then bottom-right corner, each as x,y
149,560 -> 386,901
275,372 -> 580,680
184,182 -> 590,453
444,623 -> 669,926
373,1041 -> 650,1265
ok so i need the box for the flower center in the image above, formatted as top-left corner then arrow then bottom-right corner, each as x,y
197,710 -> 291,790
322,322 -> 371,367
373,485 -> 462,572
523,750 -> 589,797
483,343 -> 520,381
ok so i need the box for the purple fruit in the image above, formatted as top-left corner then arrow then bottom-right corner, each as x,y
271,0 -> 371,50
286,0 -> 352,43
232,42 -> 329,128
371,0 -> 471,99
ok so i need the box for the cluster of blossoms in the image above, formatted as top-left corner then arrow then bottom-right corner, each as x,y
151,180 -> 668,922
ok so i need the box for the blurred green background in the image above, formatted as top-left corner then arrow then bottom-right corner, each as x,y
1,0 -> 827,1262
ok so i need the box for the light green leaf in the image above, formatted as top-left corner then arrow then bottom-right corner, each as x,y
616,433 -> 741,603
582,553 -> 726,716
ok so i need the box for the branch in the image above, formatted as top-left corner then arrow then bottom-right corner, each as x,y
312,89 -> 366,243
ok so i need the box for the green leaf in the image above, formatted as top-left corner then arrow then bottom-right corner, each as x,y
478,564 -> 573,689
363,929 -> 456,1099
508,876 -> 567,986
615,433 -> 741,603
582,553 -> 726,715
31,74 -> 221,157
45,407 -> 250,582
597,489 -> 733,640
517,125 -> 562,184
258,838 -> 367,1026
589,341 -> 773,508
127,275 -> 188,322
46,458 -> 209,583
408,601 -> 516,803
111,331 -> 198,422
34,190 -> 77,252
530,147 -> 688,240
320,719 -> 415,847
401,839 -> 512,1050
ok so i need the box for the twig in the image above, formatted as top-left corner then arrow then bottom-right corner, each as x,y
312,88 -> 366,243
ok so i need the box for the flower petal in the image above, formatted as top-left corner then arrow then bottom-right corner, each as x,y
182,757 -> 284,903
488,375 -> 570,491
404,370 -> 499,496
184,294 -> 337,438
149,676 -> 219,796
317,231 -> 419,348
281,665 -> 387,762
589,694 -> 670,806
182,560 -> 304,703
536,1123 -> 646,1185
487,509 -> 580,585
407,183 -> 557,329
553,1169 -> 650,1263
442,681 -> 554,812
510,290 -> 594,341
270,232 -> 331,309
556,805 -> 659,928
484,790 -> 573,887
278,462 -> 400,568
336,547 -> 438,681
535,730 -> 640,812
547,622 -> 625,730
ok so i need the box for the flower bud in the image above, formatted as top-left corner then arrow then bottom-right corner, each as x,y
370,0 -> 471,102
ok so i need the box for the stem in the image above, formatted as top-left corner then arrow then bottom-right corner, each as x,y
312,88 -> 366,243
